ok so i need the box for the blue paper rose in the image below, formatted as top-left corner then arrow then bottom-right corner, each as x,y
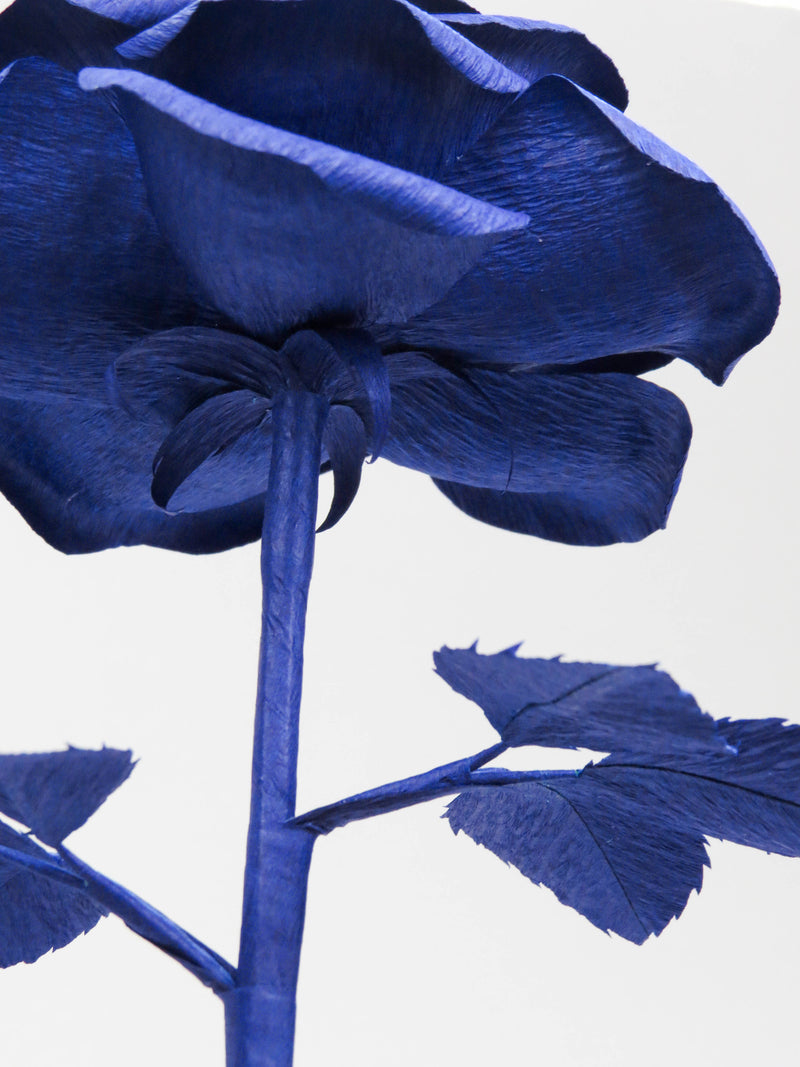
0,0 -> 779,550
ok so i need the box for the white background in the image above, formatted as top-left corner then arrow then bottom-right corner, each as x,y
0,0 -> 799,1064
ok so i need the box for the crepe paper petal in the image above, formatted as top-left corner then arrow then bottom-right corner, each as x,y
565,351 -> 674,377
385,366 -> 690,491
68,0 -> 188,27
318,405 -> 368,532
116,0 -> 200,57
0,0 -> 130,72
79,69 -> 526,343
0,59 -> 211,405
0,395 -> 265,553
387,76 -> 779,382
415,0 -> 478,11
383,367 -> 690,546
0,748 -> 134,846
595,719 -> 800,856
434,646 -> 725,757
58,846 -> 235,992
397,1 -> 527,94
443,14 -> 628,110
0,822 -> 107,966
78,69 -> 527,247
143,0 -> 526,179
151,390 -> 270,510
446,779 -> 707,943
109,328 -> 287,425
433,480 -> 657,547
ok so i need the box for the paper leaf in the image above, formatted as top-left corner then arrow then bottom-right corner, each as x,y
434,645 -> 725,756
0,822 -> 106,966
0,748 -> 134,846
594,717 -> 800,855
446,779 -> 707,943
447,717 -> 800,942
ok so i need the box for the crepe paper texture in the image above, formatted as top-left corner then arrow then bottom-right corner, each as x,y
294,647 -> 800,945
435,647 -> 800,943
0,820 -> 108,967
0,746 -> 134,844
0,747 -> 235,987
0,1 -> 783,1066
0,0 -> 778,553
433,644 -> 727,755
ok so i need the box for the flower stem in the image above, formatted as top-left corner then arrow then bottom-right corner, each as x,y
225,388 -> 326,1067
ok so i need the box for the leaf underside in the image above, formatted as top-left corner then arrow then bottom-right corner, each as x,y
434,644 -> 725,756
440,645 -> 800,942
0,822 -> 106,966
0,747 -> 134,846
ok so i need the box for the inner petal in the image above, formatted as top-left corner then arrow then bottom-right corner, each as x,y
142,0 -> 525,178
80,67 -> 525,341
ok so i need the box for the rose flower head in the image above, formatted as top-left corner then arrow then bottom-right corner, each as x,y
0,0 -> 779,550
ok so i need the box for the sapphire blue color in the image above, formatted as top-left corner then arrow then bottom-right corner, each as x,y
0,820 -> 107,966
224,390 -> 321,1067
447,779 -> 709,943
0,748 -> 237,986
438,647 -> 800,943
0,747 -> 133,845
434,644 -> 726,755
0,0 -> 779,550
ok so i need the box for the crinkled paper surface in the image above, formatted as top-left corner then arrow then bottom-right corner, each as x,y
0,2 -> 797,1067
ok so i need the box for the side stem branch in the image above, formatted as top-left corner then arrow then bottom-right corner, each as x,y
292,746 -> 584,834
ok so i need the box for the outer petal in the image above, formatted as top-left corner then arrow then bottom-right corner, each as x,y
129,0 -> 526,177
442,14 -> 628,110
382,365 -> 691,546
69,0 -> 188,26
415,1 -> 478,11
382,76 -> 779,383
0,59 -> 214,404
0,396 -> 265,553
79,67 -> 526,341
433,481 -> 668,546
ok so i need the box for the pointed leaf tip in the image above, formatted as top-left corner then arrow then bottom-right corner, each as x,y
0,747 -> 134,846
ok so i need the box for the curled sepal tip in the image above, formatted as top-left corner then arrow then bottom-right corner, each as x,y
318,404 -> 368,532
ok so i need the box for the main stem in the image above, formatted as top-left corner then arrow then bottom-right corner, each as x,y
225,388 -> 327,1067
